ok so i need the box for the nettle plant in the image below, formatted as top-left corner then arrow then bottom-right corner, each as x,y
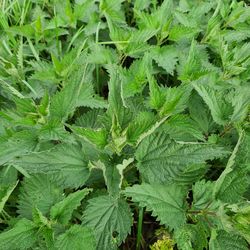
0,0 -> 250,249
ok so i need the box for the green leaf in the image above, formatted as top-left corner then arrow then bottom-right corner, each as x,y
125,29 -> 158,57
50,189 -> 91,225
134,0 -> 151,11
174,223 -> 209,250
178,41 -> 214,81
13,143 -> 90,188
76,109 -> 105,128
0,166 -> 18,186
124,183 -> 187,230
190,180 -> 224,230
209,230 -> 248,250
188,92 -> 216,135
161,114 -> 204,142
55,225 -> 96,250
50,61 -> 107,122
174,226 -> 193,250
82,196 -> 133,250
233,205 -> 250,244
171,164 -> 207,186
148,78 -> 192,116
107,65 -> 125,123
39,120 -> 75,143
0,181 -> 18,213
193,78 -> 234,125
0,219 -> 38,250
136,131 -> 229,183
216,169 -> 248,203
71,126 -> 108,149
169,25 -> 200,42
32,207 -> 50,228
213,128 -> 245,199
0,131 -> 37,166
121,54 -> 152,98
32,208 -> 54,248
230,86 -> 250,123
126,112 -> 156,145
148,75 -> 166,111
90,158 -> 134,197
103,163 -> 121,197
192,180 -> 220,212
18,174 -> 64,219
150,45 -> 178,75
100,0 -> 125,25
135,0 -> 173,42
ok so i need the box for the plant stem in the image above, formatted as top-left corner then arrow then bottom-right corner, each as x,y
187,210 -> 217,216
136,207 -> 144,250
95,22 -> 101,94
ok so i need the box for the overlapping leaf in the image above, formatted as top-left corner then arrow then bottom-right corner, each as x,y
125,183 -> 187,230
135,131 -> 229,184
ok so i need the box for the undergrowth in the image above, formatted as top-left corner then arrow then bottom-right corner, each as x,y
0,0 -> 249,249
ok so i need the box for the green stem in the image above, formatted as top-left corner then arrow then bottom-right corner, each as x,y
188,210 -> 217,216
95,22 -> 101,94
54,6 -> 60,58
97,40 -> 129,45
136,207 -> 144,250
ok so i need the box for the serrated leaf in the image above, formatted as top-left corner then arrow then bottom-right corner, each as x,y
121,54 -> 152,98
13,143 -> 90,188
192,180 -> 219,211
72,126 -> 108,149
124,183 -> 187,230
150,45 -> 178,75
101,0 -> 125,25
32,207 -> 54,248
148,78 -> 192,116
134,0 -> 151,10
174,226 -> 193,250
50,62 -> 107,122
18,174 -> 64,219
209,230 -> 248,250
126,112 -> 156,145
55,225 -> 96,250
172,164 -> 207,186
75,109 -> 105,128
233,205 -> 250,244
188,92 -> 216,135
216,169 -> 248,203
161,114 -> 204,142
0,219 -> 38,250
39,120 -> 75,143
136,131 -> 229,183
0,180 -> 18,213
213,128 -> 245,199
82,196 -> 133,250
193,78 -> 234,125
169,25 -> 200,41
51,189 -> 91,225
107,65 -> 126,127
91,158 -> 133,197
32,207 -> 50,227
0,131 -> 37,166
125,29 -> 158,57
148,75 -> 166,110
174,222 -> 209,250
231,86 -> 250,123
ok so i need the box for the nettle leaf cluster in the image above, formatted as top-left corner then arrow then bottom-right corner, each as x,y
0,0 -> 249,249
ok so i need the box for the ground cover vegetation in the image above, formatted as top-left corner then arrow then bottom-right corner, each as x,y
0,0 -> 250,249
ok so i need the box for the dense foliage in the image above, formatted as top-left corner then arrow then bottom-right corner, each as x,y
0,0 -> 250,249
